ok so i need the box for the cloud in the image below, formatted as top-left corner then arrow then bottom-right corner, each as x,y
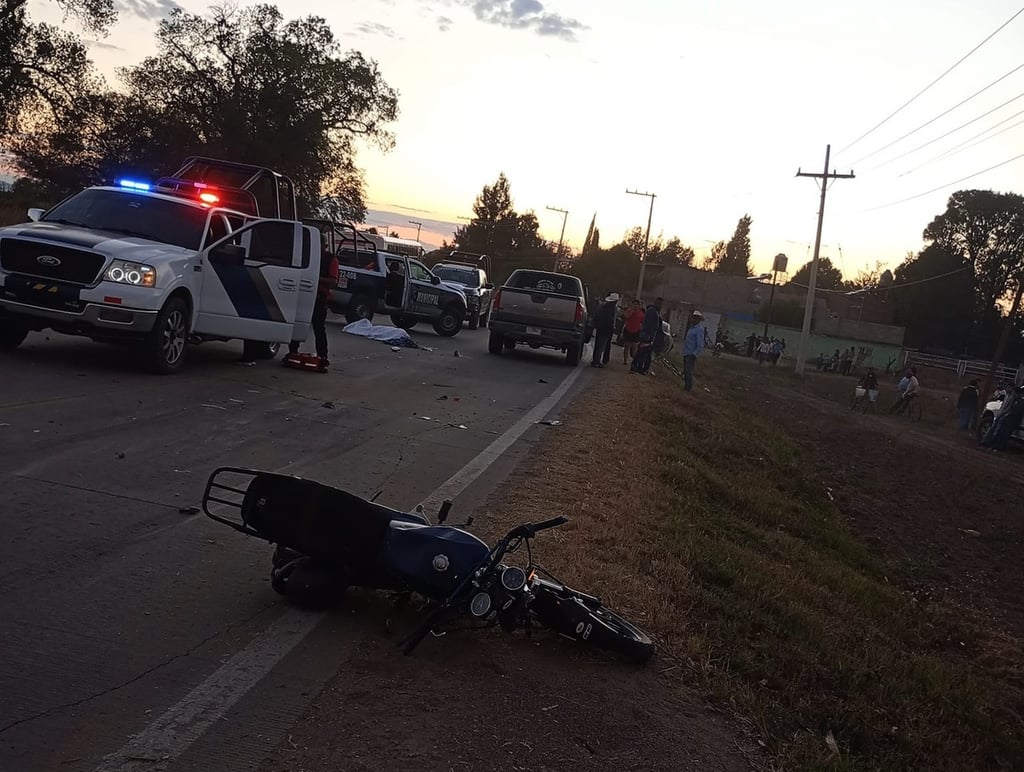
437,15 -> 454,32
355,21 -> 399,38
85,38 -> 126,51
115,0 -> 180,21
465,0 -> 585,41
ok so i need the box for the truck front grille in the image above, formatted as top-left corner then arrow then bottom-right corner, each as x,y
0,238 -> 106,285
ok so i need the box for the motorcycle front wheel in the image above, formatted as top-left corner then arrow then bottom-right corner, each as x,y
530,583 -> 654,664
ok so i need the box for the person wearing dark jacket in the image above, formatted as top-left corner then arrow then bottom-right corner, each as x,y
592,293 -> 619,368
287,235 -> 339,373
630,297 -> 663,375
956,379 -> 979,433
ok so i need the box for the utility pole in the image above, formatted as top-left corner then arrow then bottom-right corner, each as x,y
546,206 -> 568,271
626,189 -> 656,301
793,145 -> 854,375
408,220 -> 423,241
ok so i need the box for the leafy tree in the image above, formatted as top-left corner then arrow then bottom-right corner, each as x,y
452,173 -> 552,259
891,244 -> 976,354
699,240 -> 727,271
756,299 -> 804,328
650,236 -> 695,266
788,256 -> 845,291
846,260 -> 887,291
715,214 -> 752,276
622,226 -> 648,258
11,4 -> 399,221
573,242 -> 639,300
1,0 -> 112,137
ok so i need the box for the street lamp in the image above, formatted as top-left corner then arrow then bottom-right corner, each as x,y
408,220 -> 423,241
626,189 -> 656,301
545,206 -> 569,271
759,253 -> 788,339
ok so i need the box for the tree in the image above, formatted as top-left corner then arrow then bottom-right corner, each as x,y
891,245 -> 975,354
715,214 -> 753,276
846,260 -> 887,291
788,256 -> 845,291
452,173 -> 552,260
11,4 -> 399,221
574,242 -> 639,299
1,0 -> 112,137
650,236 -> 695,266
699,240 -> 727,271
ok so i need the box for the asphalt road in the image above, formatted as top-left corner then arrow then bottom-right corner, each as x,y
0,318 -> 590,772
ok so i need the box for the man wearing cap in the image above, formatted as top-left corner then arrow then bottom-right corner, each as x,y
956,378 -> 980,433
591,292 -> 619,368
681,309 -> 706,392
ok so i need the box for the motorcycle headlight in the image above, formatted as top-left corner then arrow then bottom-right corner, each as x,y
105,260 -> 156,288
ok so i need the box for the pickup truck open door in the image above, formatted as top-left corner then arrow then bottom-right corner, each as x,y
196,219 -> 313,343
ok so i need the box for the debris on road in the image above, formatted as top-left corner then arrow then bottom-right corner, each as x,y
322,401 -> 336,410
178,506 -> 200,515
116,451 -> 126,459
437,395 -> 449,401
538,379 -> 549,384
201,404 -> 226,411
454,350 -> 462,358
537,420 -> 562,427
958,528 -> 981,537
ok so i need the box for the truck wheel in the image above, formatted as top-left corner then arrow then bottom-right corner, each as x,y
565,344 -> 581,366
488,330 -> 503,355
390,315 -> 417,330
0,318 -> 28,351
977,413 -> 994,443
433,306 -> 464,337
346,296 -> 375,324
144,296 -> 190,374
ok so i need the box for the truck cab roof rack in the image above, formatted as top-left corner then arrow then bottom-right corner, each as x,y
170,157 -> 298,221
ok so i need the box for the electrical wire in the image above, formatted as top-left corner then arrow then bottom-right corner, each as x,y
850,62 -> 1024,166
865,90 -> 1024,171
898,108 -> 1024,176
838,5 -> 1024,156
858,151 -> 1024,212
786,265 -> 972,294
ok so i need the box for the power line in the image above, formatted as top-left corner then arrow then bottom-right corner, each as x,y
838,5 -> 1024,156
859,151 -> 1024,212
787,266 -> 972,294
851,61 -> 1024,166
866,89 -> 1024,171
898,107 -> 1024,176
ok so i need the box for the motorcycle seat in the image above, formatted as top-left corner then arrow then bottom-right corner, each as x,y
240,472 -> 428,566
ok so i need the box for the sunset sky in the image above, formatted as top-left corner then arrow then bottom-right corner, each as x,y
28,0 -> 1024,276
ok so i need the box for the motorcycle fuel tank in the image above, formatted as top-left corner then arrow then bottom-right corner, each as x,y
385,521 -> 490,596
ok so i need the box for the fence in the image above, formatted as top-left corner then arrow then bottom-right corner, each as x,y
902,350 -> 1024,385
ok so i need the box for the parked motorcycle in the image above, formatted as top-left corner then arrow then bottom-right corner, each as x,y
202,467 -> 654,662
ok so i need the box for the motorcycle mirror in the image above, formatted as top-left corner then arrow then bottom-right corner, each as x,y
437,499 -> 452,524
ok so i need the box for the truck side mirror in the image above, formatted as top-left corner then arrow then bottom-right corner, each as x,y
27,208 -> 45,222
431,275 -> 440,285
483,282 -> 495,290
210,243 -> 246,264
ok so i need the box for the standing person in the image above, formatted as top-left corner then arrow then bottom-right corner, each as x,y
288,233 -> 339,373
681,309 -> 706,392
859,367 -> 880,411
756,337 -> 770,366
630,297 -> 663,375
957,379 -> 980,433
591,292 -> 618,368
746,332 -> 757,358
621,298 -> 644,365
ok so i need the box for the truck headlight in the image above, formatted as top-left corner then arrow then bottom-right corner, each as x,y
105,260 -> 156,288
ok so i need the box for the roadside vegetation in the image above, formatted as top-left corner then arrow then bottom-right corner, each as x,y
483,357 -> 1023,771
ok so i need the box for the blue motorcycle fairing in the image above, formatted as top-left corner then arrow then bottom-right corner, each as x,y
385,521 -> 490,597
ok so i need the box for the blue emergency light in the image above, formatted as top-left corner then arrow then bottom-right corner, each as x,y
117,179 -> 152,191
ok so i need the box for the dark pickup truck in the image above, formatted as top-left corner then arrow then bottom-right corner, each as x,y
486,269 -> 591,365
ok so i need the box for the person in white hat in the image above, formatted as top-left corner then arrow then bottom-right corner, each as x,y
681,308 -> 706,391
591,292 -> 620,368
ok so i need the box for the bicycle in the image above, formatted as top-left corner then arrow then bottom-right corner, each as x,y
890,394 -> 923,421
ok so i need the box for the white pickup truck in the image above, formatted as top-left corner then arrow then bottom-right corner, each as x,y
0,177 -> 320,373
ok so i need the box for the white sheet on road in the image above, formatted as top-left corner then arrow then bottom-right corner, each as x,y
341,319 -> 419,348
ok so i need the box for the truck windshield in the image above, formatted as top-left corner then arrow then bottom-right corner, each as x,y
507,271 -> 582,296
434,266 -> 480,287
42,189 -> 208,250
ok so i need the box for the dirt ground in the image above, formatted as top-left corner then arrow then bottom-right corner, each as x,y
744,360 -> 1024,639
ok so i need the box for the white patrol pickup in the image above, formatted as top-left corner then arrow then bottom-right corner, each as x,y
0,180 -> 320,373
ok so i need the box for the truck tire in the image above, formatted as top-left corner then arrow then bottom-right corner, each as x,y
488,330 -> 504,355
346,295 -> 375,324
0,318 -> 28,351
390,315 -> 417,330
433,306 -> 464,337
565,344 -> 581,366
144,296 -> 190,374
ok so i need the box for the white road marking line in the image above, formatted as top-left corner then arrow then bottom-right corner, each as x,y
416,364 -> 586,515
94,363 -> 587,772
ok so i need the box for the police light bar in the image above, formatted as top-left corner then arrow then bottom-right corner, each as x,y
118,179 -> 152,191
199,192 -> 220,204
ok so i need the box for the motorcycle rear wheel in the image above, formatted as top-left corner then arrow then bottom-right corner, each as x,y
531,584 -> 654,664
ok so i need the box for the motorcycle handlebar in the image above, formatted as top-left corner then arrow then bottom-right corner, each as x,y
509,516 -> 569,540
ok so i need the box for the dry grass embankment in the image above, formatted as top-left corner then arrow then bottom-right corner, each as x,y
480,356 -> 1024,772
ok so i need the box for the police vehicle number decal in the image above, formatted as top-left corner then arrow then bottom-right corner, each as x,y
415,290 -> 440,306
338,270 -> 357,289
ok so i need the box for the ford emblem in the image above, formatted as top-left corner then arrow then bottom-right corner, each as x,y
37,255 -> 61,267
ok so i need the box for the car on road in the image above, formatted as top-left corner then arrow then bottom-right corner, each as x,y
977,389 -> 1024,445
431,253 -> 494,330
316,223 -> 468,337
0,166 -> 319,373
486,269 -> 591,365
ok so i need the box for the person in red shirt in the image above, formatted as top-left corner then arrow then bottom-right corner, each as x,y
621,298 -> 644,365
288,233 -> 339,372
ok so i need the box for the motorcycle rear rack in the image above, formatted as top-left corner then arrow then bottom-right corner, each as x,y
201,466 -> 273,539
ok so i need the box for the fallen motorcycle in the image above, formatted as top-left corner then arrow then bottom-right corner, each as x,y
202,467 -> 654,663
